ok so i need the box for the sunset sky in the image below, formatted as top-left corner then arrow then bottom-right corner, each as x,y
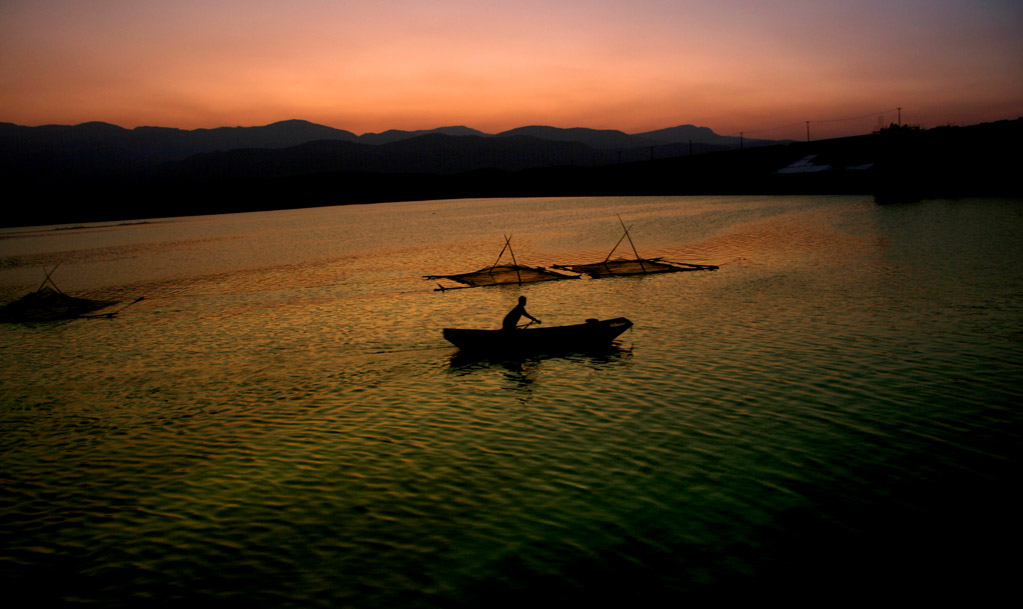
2,1 -> 1020,140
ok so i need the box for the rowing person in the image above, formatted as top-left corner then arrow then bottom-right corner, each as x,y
502,295 -> 541,330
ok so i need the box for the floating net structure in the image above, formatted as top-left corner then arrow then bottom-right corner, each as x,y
0,287 -> 117,323
552,216 -> 719,278
0,264 -> 127,323
425,236 -> 578,291
424,221 -> 718,291
555,258 -> 718,278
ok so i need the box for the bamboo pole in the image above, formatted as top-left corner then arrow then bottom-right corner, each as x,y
602,223 -> 634,276
603,229 -> 630,263
37,262 -> 65,293
618,215 -> 647,273
488,236 -> 511,275
81,297 -> 145,319
506,236 -> 523,285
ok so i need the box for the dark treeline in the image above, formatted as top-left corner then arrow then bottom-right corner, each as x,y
2,118 -> 1019,228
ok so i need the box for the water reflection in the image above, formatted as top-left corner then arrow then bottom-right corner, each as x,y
4,196 -> 1018,607
447,345 -> 632,403
447,344 -> 632,370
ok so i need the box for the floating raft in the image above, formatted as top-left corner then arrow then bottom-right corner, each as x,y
553,216 -> 718,278
554,258 -> 718,278
425,236 -> 577,291
425,264 -> 577,288
0,286 -> 117,323
0,263 -> 139,323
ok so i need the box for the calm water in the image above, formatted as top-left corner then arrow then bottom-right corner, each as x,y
1,196 -> 1020,606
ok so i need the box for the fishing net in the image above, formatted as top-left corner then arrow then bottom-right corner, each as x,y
0,287 -> 117,323
425,264 -> 577,288
553,258 -> 718,278
554,217 -> 718,278
425,236 -> 579,290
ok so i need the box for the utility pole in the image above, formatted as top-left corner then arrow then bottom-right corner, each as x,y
897,107 -> 902,126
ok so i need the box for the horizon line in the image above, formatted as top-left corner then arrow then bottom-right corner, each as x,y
4,113 -> 1020,140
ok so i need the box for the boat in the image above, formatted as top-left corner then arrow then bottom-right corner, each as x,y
443,317 -> 633,354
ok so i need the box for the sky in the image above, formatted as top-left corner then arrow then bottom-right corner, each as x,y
1,0 -> 1021,140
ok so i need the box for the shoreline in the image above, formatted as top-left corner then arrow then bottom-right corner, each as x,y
3,119 -> 1020,229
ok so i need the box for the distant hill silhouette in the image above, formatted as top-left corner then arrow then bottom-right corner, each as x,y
496,126 -> 656,150
0,118 -> 776,188
495,124 -> 778,152
0,118 -> 773,169
359,126 -> 488,145
0,119 -> 358,163
0,117 -> 1018,227
636,124 -> 776,148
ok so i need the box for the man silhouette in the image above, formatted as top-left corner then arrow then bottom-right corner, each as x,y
502,296 -> 541,330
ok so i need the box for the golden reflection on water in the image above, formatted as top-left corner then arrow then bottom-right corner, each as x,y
1,196 -> 1020,606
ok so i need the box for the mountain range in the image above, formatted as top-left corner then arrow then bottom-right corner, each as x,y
0,117 -> 1017,228
0,119 -> 777,179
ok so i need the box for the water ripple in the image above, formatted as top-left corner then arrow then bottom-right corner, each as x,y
2,196 -> 1020,605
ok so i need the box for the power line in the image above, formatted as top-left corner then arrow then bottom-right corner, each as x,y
811,107 -> 901,123
728,107 -> 902,139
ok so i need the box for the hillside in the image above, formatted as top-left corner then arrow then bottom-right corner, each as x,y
0,119 -> 765,176
0,118 -> 1018,228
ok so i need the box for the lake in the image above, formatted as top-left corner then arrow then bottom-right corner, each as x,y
1,195 -> 1020,606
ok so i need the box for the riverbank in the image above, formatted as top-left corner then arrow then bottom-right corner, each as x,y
3,119 -> 1019,228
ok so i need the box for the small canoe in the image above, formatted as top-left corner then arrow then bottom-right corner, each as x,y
443,317 -> 633,353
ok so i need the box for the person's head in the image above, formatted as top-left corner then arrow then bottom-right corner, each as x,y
518,296 -> 527,304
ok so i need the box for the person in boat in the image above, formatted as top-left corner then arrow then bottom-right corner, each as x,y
502,296 -> 541,330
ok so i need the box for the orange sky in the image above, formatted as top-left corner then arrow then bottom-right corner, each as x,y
1,1 -> 1020,140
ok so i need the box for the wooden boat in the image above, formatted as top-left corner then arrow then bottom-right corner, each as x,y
443,317 -> 633,353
